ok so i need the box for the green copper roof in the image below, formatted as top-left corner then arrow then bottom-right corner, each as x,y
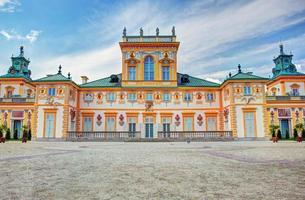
35,73 -> 71,82
0,72 -> 32,80
80,74 -> 122,88
177,73 -> 219,87
226,72 -> 268,81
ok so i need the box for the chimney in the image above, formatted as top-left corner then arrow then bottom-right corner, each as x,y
81,76 -> 88,84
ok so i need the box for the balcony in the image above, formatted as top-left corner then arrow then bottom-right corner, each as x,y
67,131 -> 233,141
0,97 -> 35,103
266,96 -> 305,101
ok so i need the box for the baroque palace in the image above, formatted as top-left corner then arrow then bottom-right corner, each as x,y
0,27 -> 304,140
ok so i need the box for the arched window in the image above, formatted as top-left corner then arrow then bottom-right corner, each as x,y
144,56 -> 154,80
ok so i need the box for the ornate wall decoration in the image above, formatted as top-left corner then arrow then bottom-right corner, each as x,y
173,92 -> 180,104
27,111 -> 31,128
3,112 -> 7,127
118,92 -> 125,104
278,109 -> 291,118
224,109 -> 229,122
96,114 -> 102,126
119,114 -> 124,126
137,92 -> 144,104
197,114 -> 203,126
70,109 -> 76,122
174,114 -> 180,126
145,101 -> 153,112
96,92 -> 103,104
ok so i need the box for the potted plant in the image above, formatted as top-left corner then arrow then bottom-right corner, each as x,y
22,125 -> 28,143
277,129 -> 282,140
0,125 -> 4,143
295,123 -> 304,143
270,124 -> 279,143
5,128 -> 11,140
293,128 -> 298,140
28,129 -> 32,141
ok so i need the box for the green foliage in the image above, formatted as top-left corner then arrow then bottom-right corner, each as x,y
28,129 -> 32,140
294,128 -> 298,139
302,129 -> 305,139
5,128 -> 11,140
295,123 -> 304,132
13,129 -> 18,140
0,127 -> 3,138
269,125 -> 279,137
277,129 -> 282,139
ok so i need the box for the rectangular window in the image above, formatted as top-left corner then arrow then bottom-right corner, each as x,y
244,86 -> 252,95
207,116 -> 217,131
44,112 -> 56,138
106,93 -> 116,102
146,93 -> 153,101
128,117 -> 136,138
128,66 -> 136,80
48,88 -> 56,96
127,93 -> 137,101
162,66 -> 170,80
292,88 -> 299,96
184,117 -> 193,131
206,93 -> 214,101
83,116 -> 93,131
244,112 -> 255,137
184,93 -> 192,102
163,93 -> 170,102
106,117 -> 116,131
162,117 -> 171,137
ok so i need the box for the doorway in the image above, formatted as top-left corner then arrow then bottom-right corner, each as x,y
280,119 -> 290,138
145,117 -> 154,138
13,120 -> 22,139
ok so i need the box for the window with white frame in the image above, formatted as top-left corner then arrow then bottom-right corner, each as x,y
146,93 -> 153,101
184,116 -> 193,131
184,93 -> 192,102
48,88 -> 56,96
128,66 -> 136,80
162,66 -> 170,80
127,93 -> 137,101
244,86 -> 252,95
106,92 -> 116,102
163,93 -> 171,102
292,88 -> 299,96
206,93 -> 214,101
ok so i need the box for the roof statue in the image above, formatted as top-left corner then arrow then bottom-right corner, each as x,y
58,65 -> 62,74
140,27 -> 143,36
19,46 -> 24,57
172,26 -> 175,36
123,27 -> 126,37
156,27 -> 159,36
238,64 -> 242,73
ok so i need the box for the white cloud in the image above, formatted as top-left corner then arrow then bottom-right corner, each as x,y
32,0 -> 305,83
0,30 -> 41,42
0,0 -> 20,12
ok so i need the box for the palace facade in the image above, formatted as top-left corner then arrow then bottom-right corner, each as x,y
0,28 -> 304,140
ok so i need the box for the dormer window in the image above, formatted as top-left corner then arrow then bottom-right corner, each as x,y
244,86 -> 252,96
206,93 -> 214,101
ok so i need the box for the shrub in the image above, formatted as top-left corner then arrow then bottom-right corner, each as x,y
0,127 -> 3,138
272,129 -> 276,137
28,129 -> 32,140
302,129 -> 305,139
22,129 -> 28,139
277,129 -> 282,139
285,130 -> 289,139
5,128 -> 11,140
13,129 -> 18,140
294,128 -> 298,139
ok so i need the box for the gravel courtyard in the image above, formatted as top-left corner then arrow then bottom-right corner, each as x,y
0,141 -> 305,200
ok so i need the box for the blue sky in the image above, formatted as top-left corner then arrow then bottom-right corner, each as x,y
1,0 -> 305,83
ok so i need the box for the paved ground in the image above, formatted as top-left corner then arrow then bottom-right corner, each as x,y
0,141 -> 305,200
